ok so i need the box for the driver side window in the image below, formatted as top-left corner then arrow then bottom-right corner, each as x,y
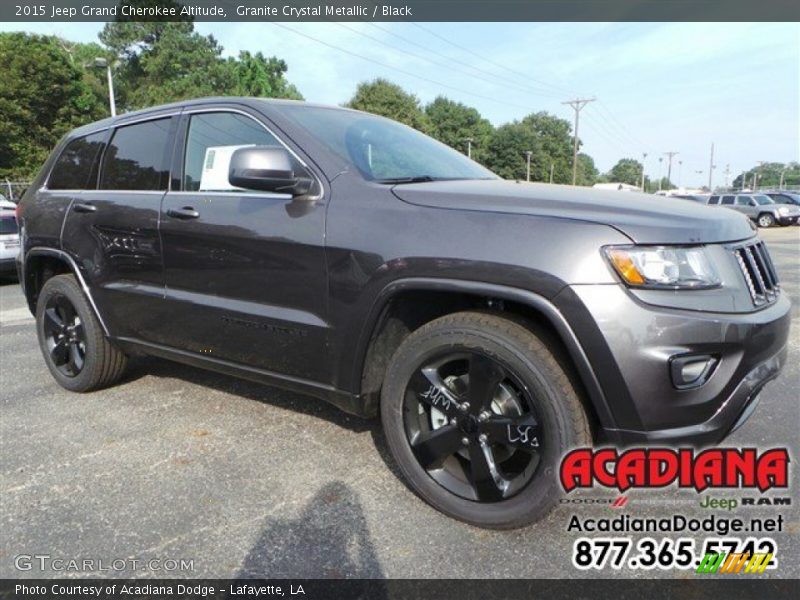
183,112 -> 283,192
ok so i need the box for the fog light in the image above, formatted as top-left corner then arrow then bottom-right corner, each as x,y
670,354 -> 718,390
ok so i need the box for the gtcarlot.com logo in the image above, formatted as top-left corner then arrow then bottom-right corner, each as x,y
14,554 -> 194,572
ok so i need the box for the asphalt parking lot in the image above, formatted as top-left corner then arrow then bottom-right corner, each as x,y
1,227 -> 798,580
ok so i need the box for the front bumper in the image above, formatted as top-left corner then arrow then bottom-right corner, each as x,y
777,216 -> 799,226
558,284 -> 791,446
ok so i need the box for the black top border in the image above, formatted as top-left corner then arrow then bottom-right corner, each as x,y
2,0 -> 799,22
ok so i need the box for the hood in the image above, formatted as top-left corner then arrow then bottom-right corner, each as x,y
392,179 -> 756,244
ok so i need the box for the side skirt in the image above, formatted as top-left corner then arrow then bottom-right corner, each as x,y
114,336 -> 369,417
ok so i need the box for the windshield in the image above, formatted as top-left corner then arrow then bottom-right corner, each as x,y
271,104 -> 497,183
753,195 -> 774,205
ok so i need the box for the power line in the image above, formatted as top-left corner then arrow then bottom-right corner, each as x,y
363,22 -> 565,100
410,22 -> 577,97
268,22 -> 535,111
332,22 -> 562,100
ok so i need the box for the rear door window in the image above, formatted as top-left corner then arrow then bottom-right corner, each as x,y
735,196 -> 752,205
721,196 -> 735,205
100,118 -> 173,191
48,131 -> 107,190
708,196 -> 719,204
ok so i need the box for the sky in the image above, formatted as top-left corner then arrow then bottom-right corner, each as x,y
3,21 -> 799,187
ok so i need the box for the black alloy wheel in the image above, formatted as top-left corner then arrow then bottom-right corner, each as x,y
42,293 -> 86,377
404,351 -> 543,502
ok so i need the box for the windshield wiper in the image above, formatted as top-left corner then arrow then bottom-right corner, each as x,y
375,175 -> 437,184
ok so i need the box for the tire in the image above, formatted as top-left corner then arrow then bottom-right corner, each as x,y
380,311 -> 591,529
35,274 -> 127,392
757,213 -> 775,228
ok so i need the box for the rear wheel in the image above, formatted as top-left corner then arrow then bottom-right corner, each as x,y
381,312 -> 591,529
757,213 -> 775,228
36,274 -> 127,392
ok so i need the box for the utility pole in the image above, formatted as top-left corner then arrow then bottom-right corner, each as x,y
678,160 -> 683,188
549,163 -> 554,184
707,143 -> 715,191
754,161 -> 764,191
465,137 -> 473,159
779,167 -> 787,189
525,151 -> 532,182
723,164 -> 730,188
562,97 -> 595,185
640,152 -> 648,191
663,151 -> 679,189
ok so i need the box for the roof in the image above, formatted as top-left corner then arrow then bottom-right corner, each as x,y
69,96 -> 355,137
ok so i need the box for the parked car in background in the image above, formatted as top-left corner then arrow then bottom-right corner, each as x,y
765,191 -> 800,207
0,198 -> 20,275
707,193 -> 800,227
15,98 -> 791,528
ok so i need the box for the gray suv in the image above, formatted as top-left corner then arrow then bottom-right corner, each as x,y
15,98 -> 792,528
708,193 -> 800,227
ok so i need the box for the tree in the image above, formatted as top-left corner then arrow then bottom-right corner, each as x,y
346,79 -> 430,132
100,6 -> 302,110
424,96 -> 493,163
575,153 -> 599,186
484,122 -> 540,180
606,158 -> 644,187
483,112 -> 575,182
519,112 -> 574,183
0,33 -> 106,180
733,161 -> 800,189
226,51 -> 302,100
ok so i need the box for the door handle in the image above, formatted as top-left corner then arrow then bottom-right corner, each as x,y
73,202 -> 97,213
167,207 -> 200,219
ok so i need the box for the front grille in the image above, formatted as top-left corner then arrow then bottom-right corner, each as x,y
733,240 -> 780,306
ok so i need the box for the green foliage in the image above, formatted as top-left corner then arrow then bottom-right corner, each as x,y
0,32 -> 106,180
483,122 -> 538,180
424,96 -> 493,163
226,51 -> 303,100
483,112 -> 574,182
346,78 -> 430,133
733,161 -> 800,189
606,157 -> 644,186
576,153 -> 599,186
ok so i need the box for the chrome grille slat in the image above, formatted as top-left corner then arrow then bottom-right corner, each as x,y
733,241 -> 779,306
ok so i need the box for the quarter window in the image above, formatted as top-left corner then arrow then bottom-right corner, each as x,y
100,118 -> 173,191
48,131 -> 107,190
183,112 -> 282,192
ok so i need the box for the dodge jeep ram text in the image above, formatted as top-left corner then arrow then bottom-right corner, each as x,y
16,98 -> 790,528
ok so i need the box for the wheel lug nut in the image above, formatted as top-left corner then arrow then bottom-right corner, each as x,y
461,437 -> 469,446
458,402 -> 469,412
450,418 -> 457,425
478,411 -> 490,422
478,434 -> 488,444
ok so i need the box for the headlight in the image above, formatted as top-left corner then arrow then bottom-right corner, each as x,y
778,206 -> 789,215
604,245 -> 721,289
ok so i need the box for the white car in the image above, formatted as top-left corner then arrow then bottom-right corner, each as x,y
0,196 -> 20,276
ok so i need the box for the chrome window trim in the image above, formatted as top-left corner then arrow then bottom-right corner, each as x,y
42,112 -> 181,193
180,107 -> 325,202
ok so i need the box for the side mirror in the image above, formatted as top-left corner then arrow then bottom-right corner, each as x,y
228,146 -> 313,197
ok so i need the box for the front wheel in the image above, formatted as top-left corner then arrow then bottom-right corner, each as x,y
36,274 -> 127,392
381,312 -> 591,529
757,213 -> 776,228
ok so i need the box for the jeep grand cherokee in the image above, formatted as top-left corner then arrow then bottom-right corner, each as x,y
15,98 -> 790,528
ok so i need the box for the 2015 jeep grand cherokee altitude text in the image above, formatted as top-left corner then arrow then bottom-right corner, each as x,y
16,98 -> 790,529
